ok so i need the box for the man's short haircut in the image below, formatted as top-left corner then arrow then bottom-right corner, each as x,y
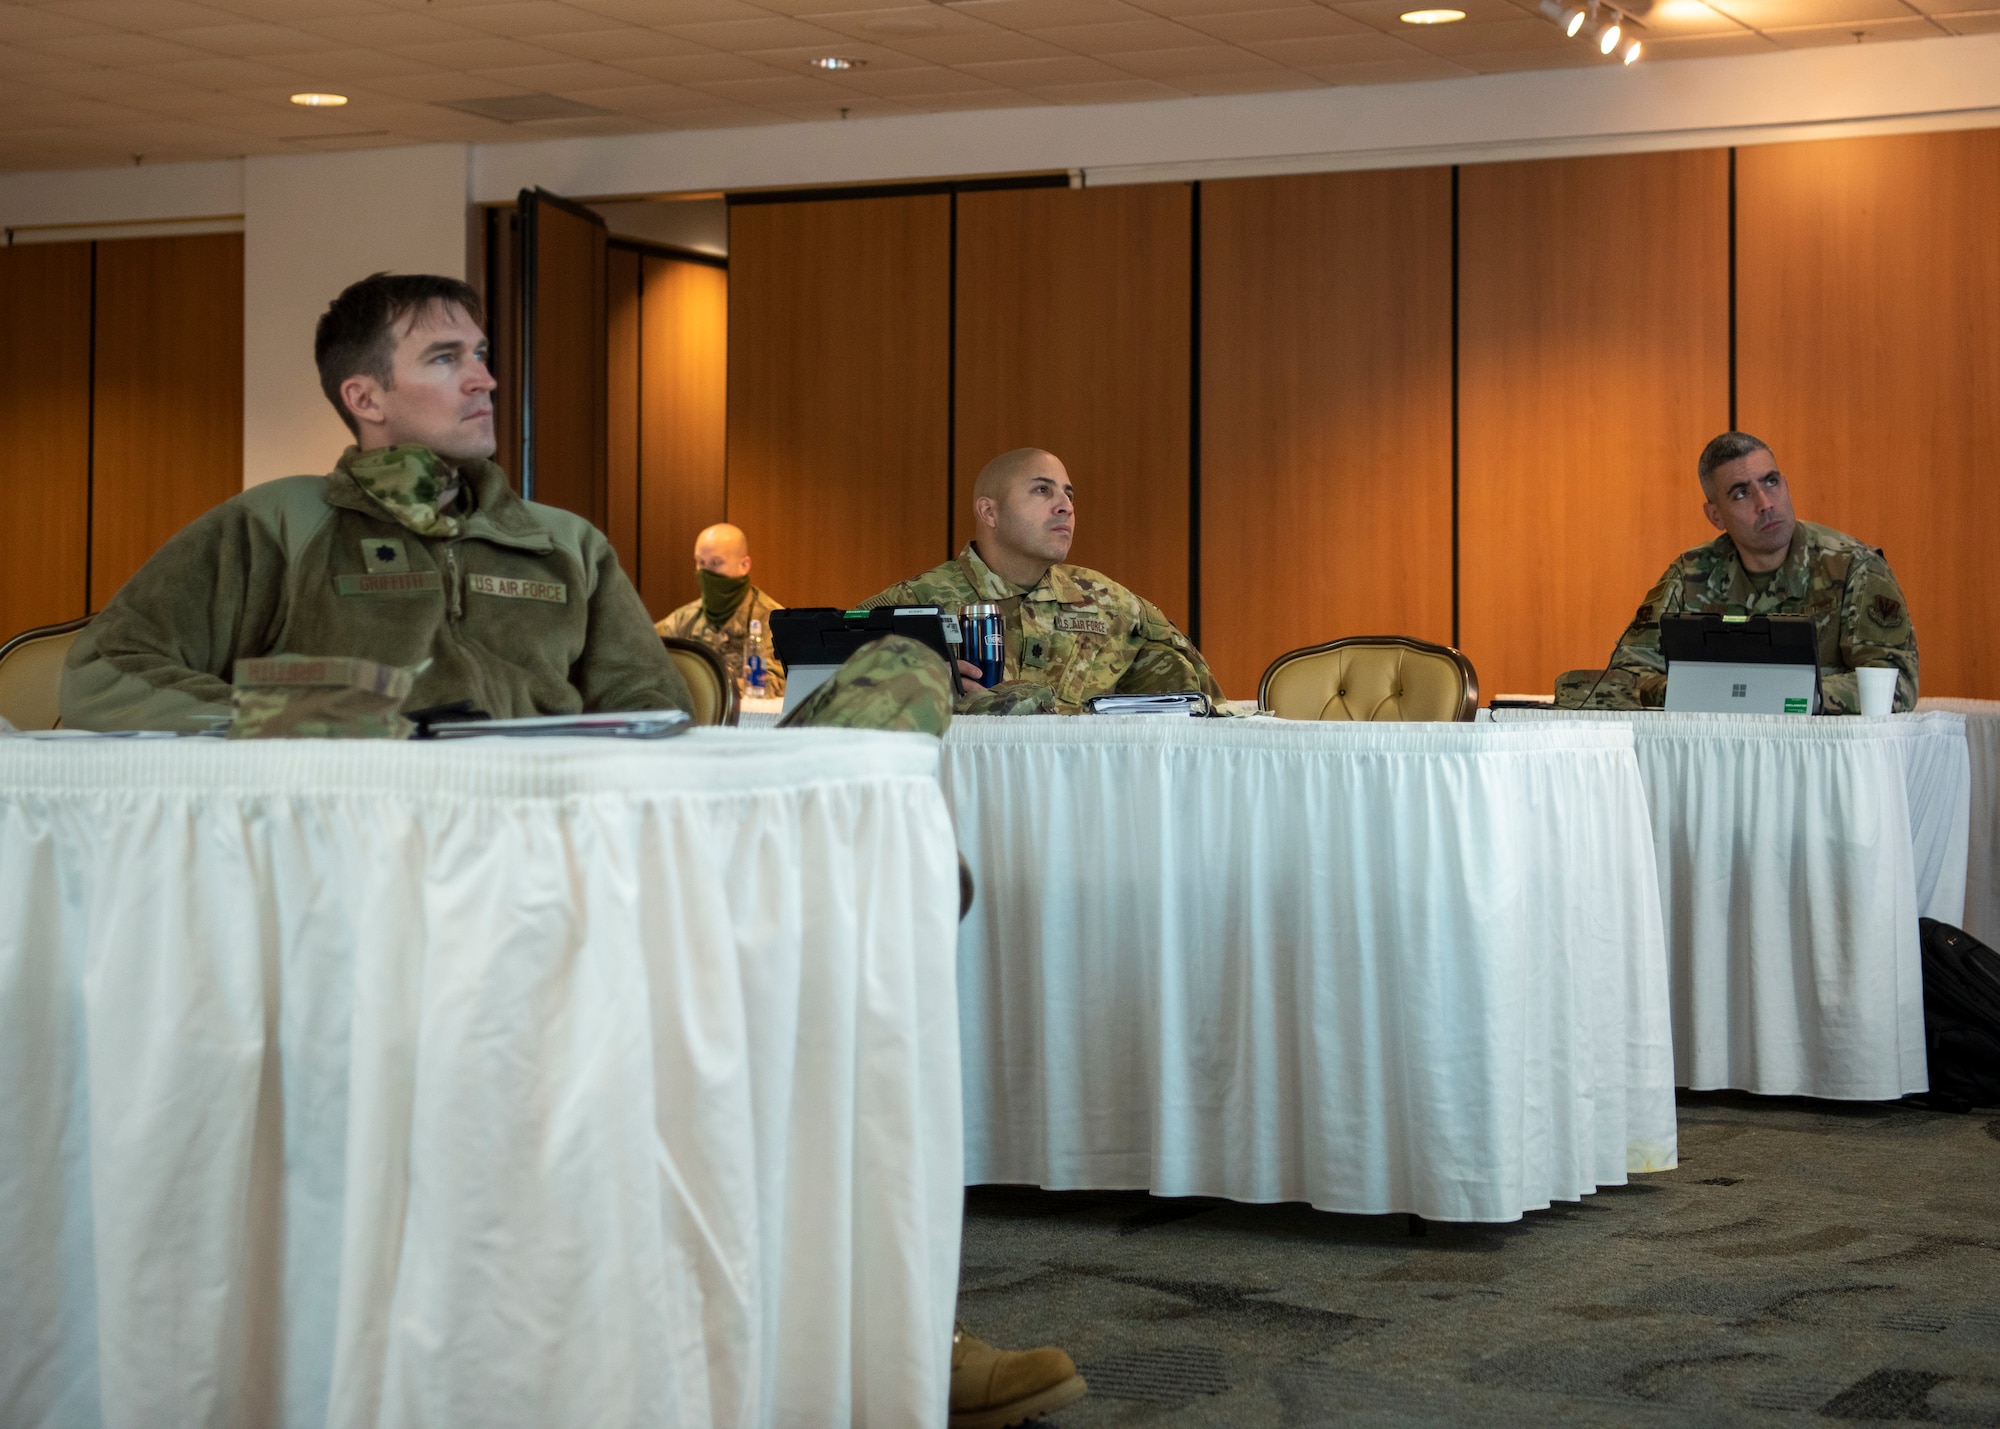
315,272 -> 485,436
974,447 -> 1060,503
1697,431 -> 1773,493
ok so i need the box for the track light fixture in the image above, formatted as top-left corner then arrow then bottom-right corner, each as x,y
1539,0 -> 1641,59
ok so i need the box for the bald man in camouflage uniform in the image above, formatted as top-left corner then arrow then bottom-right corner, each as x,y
862,447 -> 1226,716
1560,431 -> 1918,713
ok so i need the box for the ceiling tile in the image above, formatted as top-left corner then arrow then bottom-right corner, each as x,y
1248,30 -> 1428,62
1902,0 -> 2000,12
1628,28 -> 1777,50
1764,13 -> 1950,38
0,8 -> 118,43
1180,6 -> 1376,41
28,29 -> 214,64
41,0 -> 246,30
128,52 -> 307,86
1101,41 -> 1293,72
617,50 -> 788,81
890,86 -> 1050,109
29,63 -> 188,96
565,0 -> 769,21
832,62 -> 1016,93
447,2 -> 626,37
1633,0 -> 1751,34
680,74 -> 848,103
386,36 -> 563,68
738,40 -> 934,69
954,52 -> 1137,84
1026,75 -> 1190,101
1029,15 -> 1214,50
167,22 -> 347,55
296,13 -> 483,46
944,0 -> 1152,28
534,26 -> 710,59
1129,0 -> 1337,13
1705,0 -> 1916,25
470,58 -> 664,90
189,0 -> 390,18
1399,16 -> 1571,51
1338,0 -> 1534,25
0,45 -> 97,76
378,70 -> 533,99
1938,6 -> 2000,27
875,29 -> 1072,63
1173,64 -> 1330,89
259,47 -> 441,81
556,82 -> 721,113
661,15 -> 849,47
1307,52 -> 1473,78
1477,42 -> 1625,68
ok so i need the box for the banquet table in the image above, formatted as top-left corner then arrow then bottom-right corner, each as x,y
1919,697 -> 2000,946
1490,709 -> 1972,1100
0,731 -> 964,1429
940,715 -> 1678,1225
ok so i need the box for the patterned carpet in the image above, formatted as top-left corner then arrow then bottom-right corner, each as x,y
957,1093 -> 2000,1427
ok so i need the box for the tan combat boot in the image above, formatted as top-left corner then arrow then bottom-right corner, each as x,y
948,1323 -> 1087,1429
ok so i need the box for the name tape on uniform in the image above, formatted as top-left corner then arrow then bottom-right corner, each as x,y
336,571 -> 442,596
467,573 -> 567,605
1055,612 -> 1110,635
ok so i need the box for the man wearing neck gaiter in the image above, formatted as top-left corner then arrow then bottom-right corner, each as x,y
61,272 -> 694,730
655,524 -> 786,698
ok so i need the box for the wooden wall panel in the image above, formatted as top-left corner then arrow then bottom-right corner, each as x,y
1738,130 -> 2000,699
606,245 -> 641,579
955,185 -> 1193,628
0,243 -> 92,639
1200,169 -> 1454,698
526,197 -> 608,526
1458,151 -> 1729,698
726,195 -> 948,607
90,233 -> 244,610
637,255 -> 728,618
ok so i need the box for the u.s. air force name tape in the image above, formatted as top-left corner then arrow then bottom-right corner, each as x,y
467,573 -> 567,604
336,571 -> 443,596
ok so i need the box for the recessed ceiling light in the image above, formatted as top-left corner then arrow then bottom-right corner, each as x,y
290,92 -> 348,107
811,56 -> 864,70
1399,8 -> 1467,21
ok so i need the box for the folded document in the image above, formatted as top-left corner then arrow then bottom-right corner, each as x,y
1084,691 -> 1214,717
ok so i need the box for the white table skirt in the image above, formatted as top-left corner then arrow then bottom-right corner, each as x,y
1492,710 -> 1971,1100
0,732 -> 964,1429
941,716 -> 1677,1225
1919,697 -> 2000,946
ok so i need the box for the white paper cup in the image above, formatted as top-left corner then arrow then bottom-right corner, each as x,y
1856,666 -> 1898,717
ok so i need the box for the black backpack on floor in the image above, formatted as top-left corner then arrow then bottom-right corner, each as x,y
1918,917 -> 2000,1112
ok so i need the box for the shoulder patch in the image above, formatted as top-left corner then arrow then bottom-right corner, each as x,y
1872,594 -> 1904,624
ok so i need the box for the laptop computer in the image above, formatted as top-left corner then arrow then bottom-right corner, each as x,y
1660,614 -> 1820,715
769,606 -> 963,718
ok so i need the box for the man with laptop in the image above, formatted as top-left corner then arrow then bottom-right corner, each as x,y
1561,431 -> 1918,713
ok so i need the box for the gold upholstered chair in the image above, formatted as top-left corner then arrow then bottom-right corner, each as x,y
0,616 -> 90,732
1259,635 -> 1479,722
662,635 -> 738,727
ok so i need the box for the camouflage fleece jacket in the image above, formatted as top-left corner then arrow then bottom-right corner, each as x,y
656,584 -> 786,697
62,446 -> 691,732
861,543 -> 1225,715
1564,520 -> 1918,714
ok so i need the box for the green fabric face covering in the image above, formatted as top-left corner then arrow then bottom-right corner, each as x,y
699,569 -> 750,625
344,444 -> 467,539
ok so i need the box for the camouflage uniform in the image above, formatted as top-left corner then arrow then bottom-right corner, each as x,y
656,585 -> 786,698
228,655 -> 416,739
1561,520 -> 1918,714
862,544 -> 1225,716
779,634 -> 953,735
